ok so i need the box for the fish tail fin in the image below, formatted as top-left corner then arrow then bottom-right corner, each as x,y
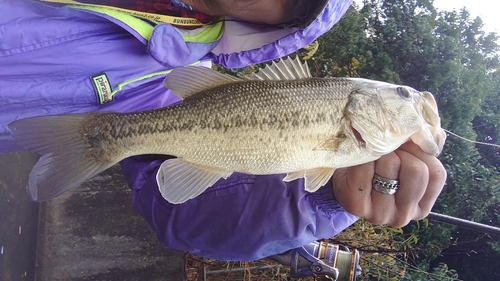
8,114 -> 116,201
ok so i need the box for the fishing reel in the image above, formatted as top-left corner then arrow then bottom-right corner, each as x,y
269,241 -> 361,280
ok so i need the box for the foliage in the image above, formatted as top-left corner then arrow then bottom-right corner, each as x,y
330,219 -> 458,281
313,1 -> 500,280
184,253 -> 296,281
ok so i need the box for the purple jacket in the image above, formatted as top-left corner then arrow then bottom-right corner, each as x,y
1,0 -> 357,260
121,155 -> 357,261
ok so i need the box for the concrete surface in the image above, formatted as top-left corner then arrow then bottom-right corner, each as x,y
0,151 -> 39,281
1,152 -> 185,281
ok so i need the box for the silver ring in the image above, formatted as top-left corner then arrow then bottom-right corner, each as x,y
372,174 -> 399,195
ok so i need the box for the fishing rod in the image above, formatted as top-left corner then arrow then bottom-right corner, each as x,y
428,212 -> 500,236
428,132 -> 500,236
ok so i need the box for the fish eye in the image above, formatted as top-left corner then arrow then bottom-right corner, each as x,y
397,87 -> 411,98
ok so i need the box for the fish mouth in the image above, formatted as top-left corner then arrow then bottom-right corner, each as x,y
351,126 -> 366,147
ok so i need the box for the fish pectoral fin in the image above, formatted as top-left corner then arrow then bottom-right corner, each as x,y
157,158 -> 232,204
247,56 -> 311,81
313,136 -> 345,151
303,168 -> 336,192
163,66 -> 241,100
283,168 -> 335,193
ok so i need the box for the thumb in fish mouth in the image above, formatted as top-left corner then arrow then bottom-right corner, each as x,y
411,91 -> 446,156
410,126 -> 446,157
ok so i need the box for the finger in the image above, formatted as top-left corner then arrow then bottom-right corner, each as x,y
391,149 -> 428,226
397,142 -> 447,220
368,152 -> 400,225
332,162 -> 375,218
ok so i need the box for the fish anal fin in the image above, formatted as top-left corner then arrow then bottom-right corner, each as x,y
163,66 -> 241,100
157,158 -> 232,204
283,168 -> 336,193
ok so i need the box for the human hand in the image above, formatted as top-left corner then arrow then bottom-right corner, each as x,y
332,142 -> 447,227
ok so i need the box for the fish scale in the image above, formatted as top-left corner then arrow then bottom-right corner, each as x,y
96,79 -> 349,170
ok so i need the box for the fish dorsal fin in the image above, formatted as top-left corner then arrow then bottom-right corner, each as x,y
283,167 -> 336,192
157,158 -> 232,204
247,56 -> 311,81
163,66 -> 241,100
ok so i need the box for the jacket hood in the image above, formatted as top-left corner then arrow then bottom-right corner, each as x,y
210,0 -> 353,68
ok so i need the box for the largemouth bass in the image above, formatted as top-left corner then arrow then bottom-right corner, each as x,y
8,58 -> 446,203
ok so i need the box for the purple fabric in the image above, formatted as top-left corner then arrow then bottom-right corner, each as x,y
0,0 -> 211,151
120,156 -> 357,261
0,0 -> 358,260
148,23 -> 219,67
210,0 -> 353,68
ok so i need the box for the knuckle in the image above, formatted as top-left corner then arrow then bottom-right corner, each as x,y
388,218 -> 409,228
416,205 -> 433,219
390,210 -> 412,227
378,152 -> 402,169
366,211 -> 393,226
407,159 -> 428,178
429,161 -> 447,185
414,211 -> 429,221
367,216 -> 388,226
